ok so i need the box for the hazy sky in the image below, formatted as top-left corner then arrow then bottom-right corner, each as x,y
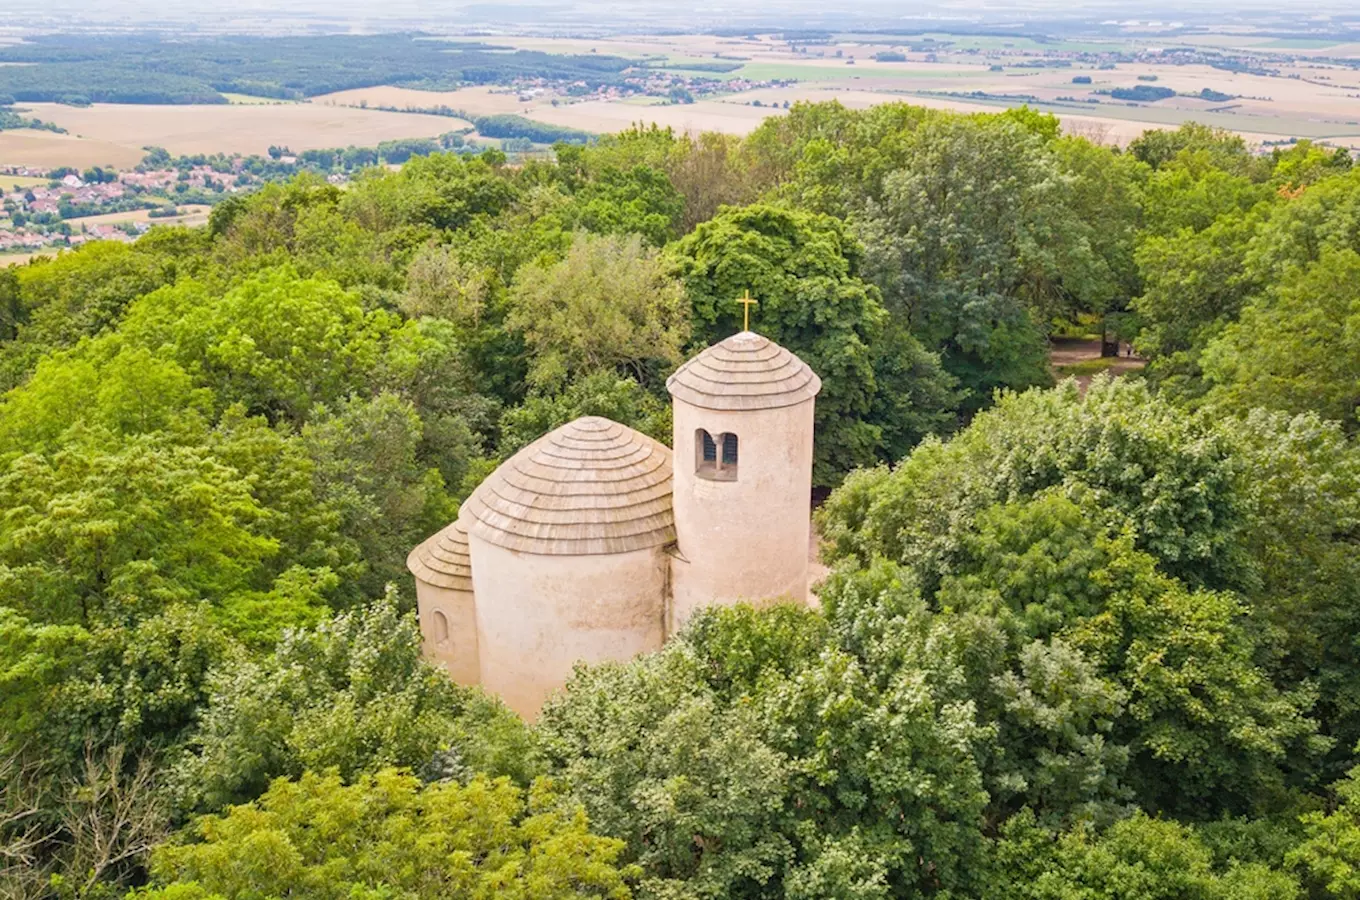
2,0 -> 1355,35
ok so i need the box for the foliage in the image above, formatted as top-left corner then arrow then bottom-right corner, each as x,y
1,97 -> 1359,900
1202,248 -> 1360,429
141,769 -> 637,900
174,594 -> 534,813
539,597 -> 991,899
857,113 -> 1088,407
507,232 -> 690,391
0,34 -> 634,103
670,203 -> 957,484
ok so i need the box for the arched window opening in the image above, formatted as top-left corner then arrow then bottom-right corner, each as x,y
696,429 -> 738,481
432,610 -> 450,644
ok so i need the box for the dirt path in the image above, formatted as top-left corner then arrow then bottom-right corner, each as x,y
1050,337 -> 1146,391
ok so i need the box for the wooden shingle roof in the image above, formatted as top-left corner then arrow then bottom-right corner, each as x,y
667,331 -> 821,411
407,516 -> 474,592
460,416 -> 675,556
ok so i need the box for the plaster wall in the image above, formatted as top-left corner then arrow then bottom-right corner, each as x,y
469,535 -> 668,718
414,580 -> 480,686
669,397 -> 815,630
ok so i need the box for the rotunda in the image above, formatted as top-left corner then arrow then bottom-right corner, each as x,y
459,415 -> 674,717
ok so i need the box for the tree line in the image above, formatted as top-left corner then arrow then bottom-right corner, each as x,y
0,34 -> 635,104
0,105 -> 1358,898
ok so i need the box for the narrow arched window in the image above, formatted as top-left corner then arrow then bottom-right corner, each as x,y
431,610 -> 450,644
696,429 -> 737,481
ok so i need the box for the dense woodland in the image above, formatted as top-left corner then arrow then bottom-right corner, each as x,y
1,103 -> 1359,898
0,34 -> 633,104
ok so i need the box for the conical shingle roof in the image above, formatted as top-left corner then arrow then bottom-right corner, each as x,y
407,516 -> 474,592
461,416 -> 675,556
667,331 -> 821,411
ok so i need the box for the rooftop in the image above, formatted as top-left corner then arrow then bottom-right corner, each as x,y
460,416 -> 675,556
406,516 -> 473,592
666,331 -> 821,411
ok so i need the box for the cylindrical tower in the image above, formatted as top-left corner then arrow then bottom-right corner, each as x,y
406,517 -> 480,686
666,331 -> 821,630
460,416 -> 674,718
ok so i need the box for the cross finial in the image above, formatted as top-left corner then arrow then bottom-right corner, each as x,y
736,289 -> 758,332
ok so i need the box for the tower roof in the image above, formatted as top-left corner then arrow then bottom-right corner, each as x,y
461,416 -> 675,556
667,331 -> 821,411
407,516 -> 474,592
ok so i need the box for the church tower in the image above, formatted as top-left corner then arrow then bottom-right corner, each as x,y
665,330 -> 821,630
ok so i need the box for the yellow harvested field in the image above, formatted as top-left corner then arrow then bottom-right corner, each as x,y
0,249 -> 47,267
67,204 -> 212,228
0,129 -> 145,169
312,85 -> 524,117
529,99 -> 777,136
15,102 -> 467,158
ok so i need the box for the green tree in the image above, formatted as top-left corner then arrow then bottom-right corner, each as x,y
991,810 -> 1299,900
819,378 -> 1250,594
141,769 -> 637,900
498,372 -> 671,456
540,596 -> 992,899
1127,122 -> 1257,174
0,431 -> 277,627
856,114 -> 1073,407
507,232 -> 690,392
1290,765 -> 1360,898
670,203 -> 937,484
119,268 -> 399,425
1203,249 -> 1360,429
174,595 -> 533,812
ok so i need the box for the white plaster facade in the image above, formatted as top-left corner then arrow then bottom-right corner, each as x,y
668,398 -> 816,631
470,537 -> 667,718
407,332 -> 821,717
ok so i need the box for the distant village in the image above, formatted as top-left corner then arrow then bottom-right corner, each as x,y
0,148 -> 362,257
0,162 -> 250,255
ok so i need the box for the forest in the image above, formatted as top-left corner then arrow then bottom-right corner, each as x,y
0,34 -> 633,103
0,103 -> 1359,899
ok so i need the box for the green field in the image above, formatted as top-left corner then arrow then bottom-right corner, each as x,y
0,174 -> 51,191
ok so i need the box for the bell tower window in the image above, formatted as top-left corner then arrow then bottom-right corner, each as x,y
431,610 -> 450,644
696,429 -> 738,481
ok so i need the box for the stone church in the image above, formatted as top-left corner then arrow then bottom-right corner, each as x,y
406,330 -> 821,717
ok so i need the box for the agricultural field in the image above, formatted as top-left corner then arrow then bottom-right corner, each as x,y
0,128 -> 145,169
4,28 -> 1360,173
311,85 -> 526,117
459,32 -> 1360,148
65,204 -> 212,228
0,173 -> 50,191
0,249 -> 42,266
3,102 -> 466,164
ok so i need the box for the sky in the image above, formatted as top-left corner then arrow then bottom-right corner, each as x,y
1,0 -> 1355,35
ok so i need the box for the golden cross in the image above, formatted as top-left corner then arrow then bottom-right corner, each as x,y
736,289 -> 758,332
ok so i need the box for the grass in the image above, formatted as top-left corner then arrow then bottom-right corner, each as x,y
0,174 -> 51,191
220,92 -> 298,105
0,249 -> 48,266
1053,357 -> 1125,377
